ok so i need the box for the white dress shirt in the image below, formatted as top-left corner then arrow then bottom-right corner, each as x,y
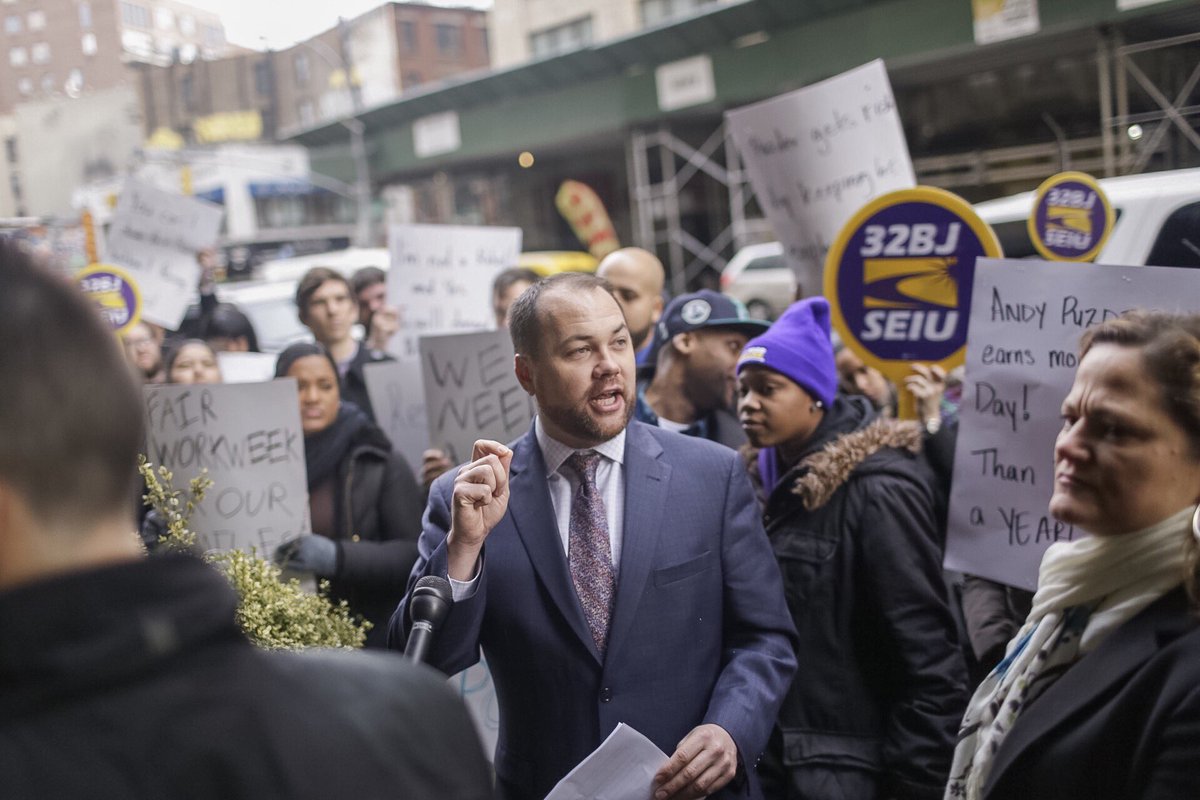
449,417 -> 627,600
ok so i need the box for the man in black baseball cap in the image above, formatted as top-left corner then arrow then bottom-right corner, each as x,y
636,289 -> 769,449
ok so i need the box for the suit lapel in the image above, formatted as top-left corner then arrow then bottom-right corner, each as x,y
506,429 -> 601,662
604,422 -> 670,665
985,590 -> 1195,794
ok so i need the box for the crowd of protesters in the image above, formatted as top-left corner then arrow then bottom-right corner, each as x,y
2,234 -> 1199,800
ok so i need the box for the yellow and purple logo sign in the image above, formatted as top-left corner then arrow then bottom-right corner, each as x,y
1028,171 -> 1113,262
825,187 -> 1002,374
76,263 -> 142,335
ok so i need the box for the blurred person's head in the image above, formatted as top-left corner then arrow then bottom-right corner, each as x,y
492,267 -> 539,329
275,343 -> 341,436
351,266 -> 387,328
205,303 -> 259,353
833,338 -> 895,412
121,321 -> 165,383
1051,311 -> 1200,546
596,247 -> 666,352
736,297 -> 838,454
296,268 -> 356,349
0,239 -> 144,589
510,273 -> 635,448
648,290 -> 769,418
166,340 -> 222,385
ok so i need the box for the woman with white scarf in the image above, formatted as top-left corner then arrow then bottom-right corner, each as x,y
946,310 -> 1200,800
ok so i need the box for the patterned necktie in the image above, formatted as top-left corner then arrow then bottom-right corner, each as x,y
562,450 -> 615,656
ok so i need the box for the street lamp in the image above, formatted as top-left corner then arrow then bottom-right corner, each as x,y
282,30 -> 373,247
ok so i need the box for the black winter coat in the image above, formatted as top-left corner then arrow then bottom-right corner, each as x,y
744,396 -> 968,800
0,555 -> 494,799
327,424 -> 424,648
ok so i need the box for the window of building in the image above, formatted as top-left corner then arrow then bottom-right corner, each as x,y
4,136 -> 16,165
399,20 -> 417,52
479,27 -> 488,59
4,14 -> 20,33
180,73 -> 194,110
639,0 -> 718,27
121,2 -> 150,29
435,23 -> 462,57
67,67 -> 83,91
254,59 -> 271,95
31,42 -> 50,64
16,75 -> 31,95
529,16 -> 592,59
179,14 -> 194,35
155,7 -> 173,30
293,52 -> 309,86
40,72 -> 54,93
81,32 -> 97,55
9,46 -> 26,66
79,2 -> 92,29
27,10 -> 45,30
203,24 -> 222,47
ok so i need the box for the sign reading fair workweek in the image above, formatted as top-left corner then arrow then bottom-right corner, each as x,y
143,380 -> 309,556
944,258 -> 1200,590
726,59 -> 915,296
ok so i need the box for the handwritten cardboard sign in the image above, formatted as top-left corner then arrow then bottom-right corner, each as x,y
419,330 -> 536,463
363,359 -> 430,470
143,380 -> 309,556
944,258 -> 1200,589
217,351 -> 278,384
381,224 -> 524,469
106,179 -> 223,330
726,59 -> 915,296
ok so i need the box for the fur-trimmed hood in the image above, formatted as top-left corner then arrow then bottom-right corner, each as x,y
742,411 -> 924,511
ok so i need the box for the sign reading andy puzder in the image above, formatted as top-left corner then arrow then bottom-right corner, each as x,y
944,258 -> 1200,590
143,380 -> 309,555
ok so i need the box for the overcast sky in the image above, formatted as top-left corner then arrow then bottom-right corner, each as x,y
186,0 -> 491,50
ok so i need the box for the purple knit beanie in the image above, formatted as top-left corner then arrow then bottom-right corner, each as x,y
736,296 -> 838,407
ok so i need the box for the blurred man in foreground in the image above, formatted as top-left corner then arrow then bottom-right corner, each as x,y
0,240 -> 492,800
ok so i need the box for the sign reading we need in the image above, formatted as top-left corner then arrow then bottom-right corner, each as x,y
726,59 -> 915,297
143,380 -> 309,556
944,258 -> 1200,590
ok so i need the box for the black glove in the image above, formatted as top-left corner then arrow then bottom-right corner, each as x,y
274,535 -> 339,577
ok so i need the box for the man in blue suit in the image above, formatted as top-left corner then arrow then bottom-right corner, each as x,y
390,272 -> 797,800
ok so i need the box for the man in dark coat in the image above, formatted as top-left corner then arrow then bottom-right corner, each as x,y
0,239 -> 493,800
635,290 -> 769,449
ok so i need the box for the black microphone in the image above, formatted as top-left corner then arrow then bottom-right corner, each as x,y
404,575 -> 453,664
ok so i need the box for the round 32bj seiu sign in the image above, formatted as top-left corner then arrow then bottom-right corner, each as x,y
824,186 -> 1003,417
76,263 -> 142,335
1027,171 -> 1114,263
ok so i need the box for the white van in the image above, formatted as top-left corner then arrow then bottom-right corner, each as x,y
973,167 -> 1200,267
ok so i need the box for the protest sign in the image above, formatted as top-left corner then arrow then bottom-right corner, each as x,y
76,264 -> 141,335
105,179 -> 223,330
1028,171 -> 1114,262
726,59 -> 915,296
382,224 -> 523,470
419,330 -> 536,463
217,351 -> 279,383
363,360 -> 430,466
825,186 -> 1002,418
944,258 -> 1200,590
143,379 -> 309,556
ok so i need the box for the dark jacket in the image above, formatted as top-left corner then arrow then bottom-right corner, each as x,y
0,555 -> 493,800
744,396 -> 968,800
341,342 -> 393,424
328,423 -> 424,648
984,587 -> 1200,800
635,391 -> 748,449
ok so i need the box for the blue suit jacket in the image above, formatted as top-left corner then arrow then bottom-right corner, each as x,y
389,421 -> 797,800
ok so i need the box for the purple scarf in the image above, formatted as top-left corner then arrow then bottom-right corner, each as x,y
757,447 -> 781,496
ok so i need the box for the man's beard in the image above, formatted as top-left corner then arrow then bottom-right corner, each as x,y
539,387 -> 635,445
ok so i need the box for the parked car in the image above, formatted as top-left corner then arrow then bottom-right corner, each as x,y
720,241 -> 794,320
973,167 -> 1200,267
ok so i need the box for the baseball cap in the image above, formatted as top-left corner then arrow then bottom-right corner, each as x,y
649,290 -> 771,359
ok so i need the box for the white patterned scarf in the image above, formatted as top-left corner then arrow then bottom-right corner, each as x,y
945,505 -> 1197,800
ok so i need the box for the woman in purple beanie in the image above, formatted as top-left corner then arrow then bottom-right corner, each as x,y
735,296 -> 969,800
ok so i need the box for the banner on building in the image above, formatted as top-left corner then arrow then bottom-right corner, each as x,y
972,0 -> 1040,45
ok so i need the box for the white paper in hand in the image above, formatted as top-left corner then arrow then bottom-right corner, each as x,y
544,723 -> 669,800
